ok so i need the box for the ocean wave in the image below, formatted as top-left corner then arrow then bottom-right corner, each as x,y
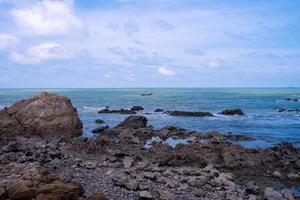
81,106 -> 106,113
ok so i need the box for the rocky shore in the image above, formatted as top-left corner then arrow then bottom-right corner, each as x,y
0,92 -> 299,200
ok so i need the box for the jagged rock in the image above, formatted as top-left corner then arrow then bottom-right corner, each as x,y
131,106 -> 144,111
116,116 -> 148,129
95,119 -> 105,124
123,156 -> 134,168
220,108 -> 244,115
92,126 -> 109,134
166,110 -> 213,117
0,92 -> 82,139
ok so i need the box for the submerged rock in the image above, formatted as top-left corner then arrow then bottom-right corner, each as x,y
98,108 -> 136,114
131,106 -> 144,111
116,115 -> 148,129
95,119 -> 105,124
166,110 -> 213,117
0,92 -> 82,139
154,108 -> 164,112
220,108 -> 244,115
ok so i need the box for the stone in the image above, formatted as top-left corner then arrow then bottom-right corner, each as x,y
0,92 -> 82,138
88,192 -> 108,200
264,187 -> 285,200
139,191 -> 153,199
131,106 -> 144,111
92,126 -> 109,133
123,156 -> 134,168
98,108 -> 136,114
116,116 -> 148,129
272,171 -> 281,178
220,108 -> 244,115
166,110 -> 213,117
287,172 -> 299,180
154,108 -> 164,112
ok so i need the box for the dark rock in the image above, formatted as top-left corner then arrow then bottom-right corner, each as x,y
284,98 -> 299,102
220,108 -> 244,115
276,108 -> 286,112
141,93 -> 152,96
0,92 -> 82,139
95,119 -> 105,124
166,110 -> 213,117
131,106 -> 144,111
98,108 -> 136,114
92,126 -> 109,134
154,108 -> 164,112
116,116 -> 148,129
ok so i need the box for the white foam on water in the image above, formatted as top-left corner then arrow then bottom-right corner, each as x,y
81,106 -> 106,113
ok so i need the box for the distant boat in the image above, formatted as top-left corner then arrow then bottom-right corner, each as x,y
141,92 -> 152,96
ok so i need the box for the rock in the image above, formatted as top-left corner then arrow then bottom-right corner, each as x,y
272,171 -> 281,178
131,106 -> 144,111
116,116 -> 148,129
85,161 -> 97,170
287,172 -> 299,180
166,110 -> 213,117
95,119 -> 105,124
139,191 -> 153,199
154,108 -> 164,112
0,92 -> 82,138
125,180 -> 139,190
284,98 -> 299,102
88,192 -> 108,200
220,108 -> 244,115
0,160 -> 85,200
92,126 -> 109,134
264,187 -> 285,200
141,93 -> 152,96
123,156 -> 134,168
98,108 -> 136,114
276,108 -> 286,112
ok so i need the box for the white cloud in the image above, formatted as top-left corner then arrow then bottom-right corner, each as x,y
208,60 -> 219,68
0,33 -> 19,49
10,42 -> 73,64
158,67 -> 175,76
11,0 -> 82,36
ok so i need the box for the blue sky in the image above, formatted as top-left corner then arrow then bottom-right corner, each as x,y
0,0 -> 300,88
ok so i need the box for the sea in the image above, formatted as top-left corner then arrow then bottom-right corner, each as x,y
0,88 -> 300,148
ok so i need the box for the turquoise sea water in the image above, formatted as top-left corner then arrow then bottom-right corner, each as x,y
0,88 -> 300,148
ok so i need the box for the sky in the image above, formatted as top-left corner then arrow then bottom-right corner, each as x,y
0,0 -> 300,88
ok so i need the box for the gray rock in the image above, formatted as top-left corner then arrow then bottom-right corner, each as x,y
116,116 -> 148,129
139,191 -> 153,199
264,187 -> 285,200
123,156 -> 134,168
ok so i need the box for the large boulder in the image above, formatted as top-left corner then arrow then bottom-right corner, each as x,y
0,92 -> 82,139
116,115 -> 148,129
0,160 -> 85,200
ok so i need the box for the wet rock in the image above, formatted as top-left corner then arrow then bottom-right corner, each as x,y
166,110 -> 213,117
284,98 -> 299,102
272,171 -> 282,178
116,115 -> 148,129
92,126 -> 109,134
287,172 -> 299,180
141,93 -> 152,96
0,92 -> 82,138
131,106 -> 144,111
154,108 -> 164,112
276,108 -> 286,112
95,119 -> 105,124
139,191 -> 153,199
220,108 -> 244,115
98,108 -> 136,114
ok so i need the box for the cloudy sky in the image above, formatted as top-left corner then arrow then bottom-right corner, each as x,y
0,0 -> 300,88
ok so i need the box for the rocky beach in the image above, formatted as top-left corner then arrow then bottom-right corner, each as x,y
0,92 -> 300,200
